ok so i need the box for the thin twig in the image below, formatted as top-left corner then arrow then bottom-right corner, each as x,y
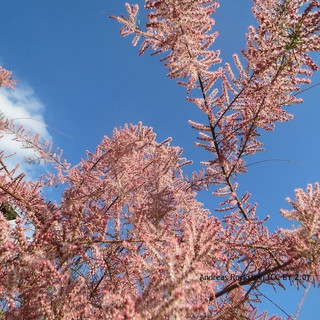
246,158 -> 305,168
293,280 -> 312,320
10,117 -> 73,140
293,82 -> 320,97
256,288 -> 292,318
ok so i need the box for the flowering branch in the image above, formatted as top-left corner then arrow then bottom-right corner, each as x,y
0,0 -> 318,319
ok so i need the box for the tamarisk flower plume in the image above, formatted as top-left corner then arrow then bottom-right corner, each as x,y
0,0 -> 318,318
0,66 -> 16,89
0,112 -> 228,318
111,0 -> 320,318
112,0 -> 320,219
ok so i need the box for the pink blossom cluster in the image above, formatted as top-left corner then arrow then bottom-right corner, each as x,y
0,66 -> 16,89
112,0 -> 320,220
0,0 -> 319,318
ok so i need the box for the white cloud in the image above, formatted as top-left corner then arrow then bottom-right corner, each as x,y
0,84 -> 53,180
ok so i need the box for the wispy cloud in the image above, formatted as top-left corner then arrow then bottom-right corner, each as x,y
0,84 -> 53,180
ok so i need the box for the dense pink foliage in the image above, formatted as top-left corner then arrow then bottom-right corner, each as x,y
0,67 -> 16,89
0,0 -> 319,319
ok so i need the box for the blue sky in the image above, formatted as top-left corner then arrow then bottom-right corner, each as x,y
0,1 -> 319,318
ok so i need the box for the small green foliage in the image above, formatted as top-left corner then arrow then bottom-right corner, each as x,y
281,24 -> 303,51
0,203 -> 18,221
284,34 -> 303,51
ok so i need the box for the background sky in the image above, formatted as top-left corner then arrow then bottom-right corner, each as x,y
0,1 -> 319,318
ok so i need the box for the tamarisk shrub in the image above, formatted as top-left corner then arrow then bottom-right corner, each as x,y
0,0 -> 319,318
